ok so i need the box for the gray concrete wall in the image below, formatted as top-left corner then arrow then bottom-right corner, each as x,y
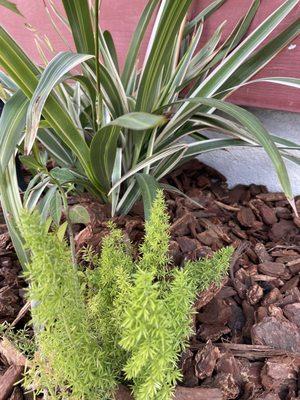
198,108 -> 300,195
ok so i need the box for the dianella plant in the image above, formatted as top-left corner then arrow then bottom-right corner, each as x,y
0,0 -> 300,265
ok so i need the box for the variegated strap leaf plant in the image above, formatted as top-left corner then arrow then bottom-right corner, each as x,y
0,0 -> 300,265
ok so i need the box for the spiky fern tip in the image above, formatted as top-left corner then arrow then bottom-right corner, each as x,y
120,233 -> 233,400
86,224 -> 135,376
120,269 -> 177,400
120,268 -> 196,400
139,190 -> 170,275
186,246 -> 234,292
19,210 -> 116,399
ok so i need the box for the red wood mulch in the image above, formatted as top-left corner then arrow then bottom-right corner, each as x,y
1,159 -> 300,400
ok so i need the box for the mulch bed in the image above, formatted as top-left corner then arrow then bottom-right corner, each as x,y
0,159 -> 300,399
0,217 -> 24,329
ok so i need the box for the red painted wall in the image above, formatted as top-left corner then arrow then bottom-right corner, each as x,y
1,0 -> 299,112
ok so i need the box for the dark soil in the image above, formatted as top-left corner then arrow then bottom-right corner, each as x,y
1,159 -> 300,400
0,218 -> 24,329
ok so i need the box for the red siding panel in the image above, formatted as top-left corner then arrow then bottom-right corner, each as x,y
0,0 -> 299,112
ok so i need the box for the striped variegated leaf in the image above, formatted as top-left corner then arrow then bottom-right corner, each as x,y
108,144 -> 186,195
0,0 -> 22,15
163,0 -> 298,137
90,125 -> 121,192
136,173 -> 160,220
122,0 -> 160,89
166,97 -> 293,200
0,90 -> 28,172
136,0 -> 193,112
0,26 -> 103,195
109,112 -> 167,130
25,51 -> 93,155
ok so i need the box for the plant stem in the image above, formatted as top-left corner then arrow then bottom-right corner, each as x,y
45,169 -> 77,268
58,185 -> 77,268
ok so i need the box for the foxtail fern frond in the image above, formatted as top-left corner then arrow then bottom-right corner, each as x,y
138,190 -> 170,275
187,246 -> 234,292
119,192 -> 233,400
86,224 -> 135,377
20,211 -> 116,399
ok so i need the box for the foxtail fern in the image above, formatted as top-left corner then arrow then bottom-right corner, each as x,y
119,191 -> 233,400
20,191 -> 233,399
19,211 -> 116,399
85,223 -> 135,378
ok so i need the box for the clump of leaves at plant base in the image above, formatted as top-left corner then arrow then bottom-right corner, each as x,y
0,0 -> 299,266
20,191 -> 233,399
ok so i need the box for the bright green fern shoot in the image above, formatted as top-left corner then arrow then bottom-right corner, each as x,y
84,223 -> 135,379
119,191 -> 234,400
19,211 -> 117,399
138,191 -> 170,276
0,322 -> 36,359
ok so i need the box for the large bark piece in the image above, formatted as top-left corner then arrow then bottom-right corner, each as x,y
0,365 -> 23,400
115,385 -> 223,400
251,316 -> 300,352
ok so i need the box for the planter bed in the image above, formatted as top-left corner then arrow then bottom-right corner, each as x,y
0,159 -> 299,400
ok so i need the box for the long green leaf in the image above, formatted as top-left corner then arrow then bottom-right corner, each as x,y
166,0 -> 298,131
191,0 -> 298,98
192,113 -> 300,150
218,77 -> 300,95
200,0 -> 260,72
157,22 -> 203,108
100,64 -> 127,116
82,62 -> 127,117
218,18 -> 300,96
182,21 -> 225,88
136,0 -> 193,112
37,128 -> 75,167
98,29 -> 129,113
90,125 -> 121,192
24,177 -> 50,211
185,137 -> 246,158
0,89 -> 27,266
0,90 -> 28,172
111,147 -> 122,216
103,30 -> 120,73
136,173 -> 160,220
39,185 -> 58,222
0,70 -> 19,92
109,112 -> 167,130
61,0 -> 95,54
0,0 -> 23,16
249,77 -> 300,89
159,16 -> 300,144
109,144 -> 186,195
164,97 -> 293,199
0,26 -> 104,195
183,0 -> 226,36
0,159 -> 28,267
153,147 -> 187,180
122,0 -> 160,89
25,51 -> 93,154
224,0 -> 260,56
117,180 -> 141,215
